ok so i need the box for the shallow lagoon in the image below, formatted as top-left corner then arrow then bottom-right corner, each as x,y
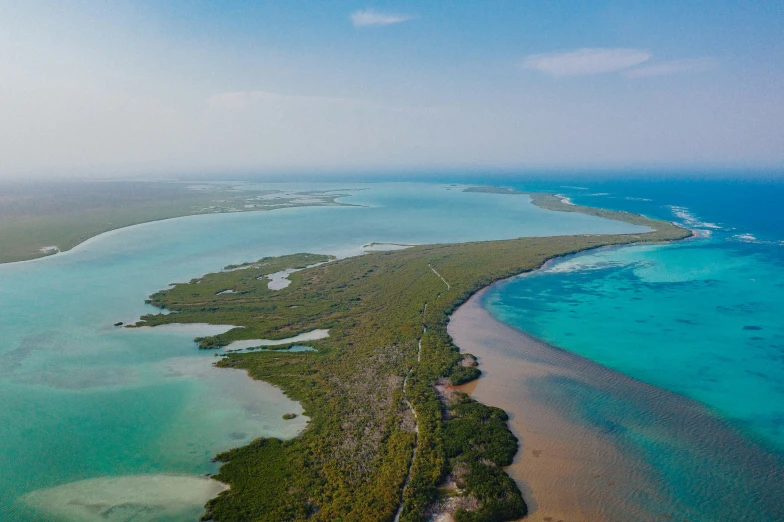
0,183 -> 641,520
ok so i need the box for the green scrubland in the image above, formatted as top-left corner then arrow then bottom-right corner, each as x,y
134,189 -> 689,521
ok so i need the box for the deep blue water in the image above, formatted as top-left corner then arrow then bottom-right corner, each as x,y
508,176 -> 784,242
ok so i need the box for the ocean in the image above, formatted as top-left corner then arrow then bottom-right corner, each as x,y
481,176 -> 784,520
486,177 -> 784,449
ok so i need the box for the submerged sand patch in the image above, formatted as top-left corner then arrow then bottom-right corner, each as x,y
264,260 -> 331,290
224,329 -> 329,351
23,474 -> 227,521
132,323 -> 237,336
265,268 -> 298,290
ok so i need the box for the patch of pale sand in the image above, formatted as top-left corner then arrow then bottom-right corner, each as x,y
288,197 -> 326,204
131,323 -> 237,336
362,243 -> 413,252
448,289 -> 664,522
265,268 -> 298,290
224,329 -> 329,351
264,261 -> 331,291
22,474 -> 228,522
270,260 -> 334,291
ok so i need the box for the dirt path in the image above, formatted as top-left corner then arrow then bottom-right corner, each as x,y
428,263 -> 451,290
393,299 -> 429,522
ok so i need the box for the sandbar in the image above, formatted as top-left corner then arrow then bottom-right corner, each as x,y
224,329 -> 329,351
23,474 -> 228,522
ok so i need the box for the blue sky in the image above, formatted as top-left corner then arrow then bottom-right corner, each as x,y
1,1 -> 782,178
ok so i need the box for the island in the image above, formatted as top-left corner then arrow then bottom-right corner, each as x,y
135,189 -> 690,521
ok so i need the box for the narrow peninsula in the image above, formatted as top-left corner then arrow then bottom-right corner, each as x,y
136,189 -> 690,521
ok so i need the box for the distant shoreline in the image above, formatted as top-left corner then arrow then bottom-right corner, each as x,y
0,181 -> 355,264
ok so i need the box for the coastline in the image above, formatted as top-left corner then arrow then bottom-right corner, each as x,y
10,181 -> 769,520
448,283 -> 784,521
0,188 -> 355,265
0,204 -> 360,271
133,189 -> 694,520
449,288 -> 668,521
1,182 -> 665,267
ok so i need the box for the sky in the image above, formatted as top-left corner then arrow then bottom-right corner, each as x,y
1,1 -> 783,179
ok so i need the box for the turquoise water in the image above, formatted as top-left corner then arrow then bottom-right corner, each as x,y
0,183 -> 639,520
486,179 -> 784,449
487,240 -> 784,447
484,179 -> 784,518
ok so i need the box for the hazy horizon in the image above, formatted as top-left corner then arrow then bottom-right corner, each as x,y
2,168 -> 784,185
2,1 -> 783,180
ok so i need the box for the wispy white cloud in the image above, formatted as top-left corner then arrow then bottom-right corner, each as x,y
522,48 -> 651,76
624,58 -> 715,78
350,9 -> 414,28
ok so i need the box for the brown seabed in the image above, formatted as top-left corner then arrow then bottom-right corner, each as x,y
448,287 -> 784,522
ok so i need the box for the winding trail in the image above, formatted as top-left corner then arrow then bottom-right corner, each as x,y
393,372 -> 419,522
393,300 -> 428,522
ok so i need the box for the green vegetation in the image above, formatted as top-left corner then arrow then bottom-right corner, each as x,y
282,413 -> 298,420
0,181 -> 352,263
137,253 -> 334,348
135,188 -> 689,521
444,394 -> 524,522
464,185 -> 688,234
448,366 -> 481,386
